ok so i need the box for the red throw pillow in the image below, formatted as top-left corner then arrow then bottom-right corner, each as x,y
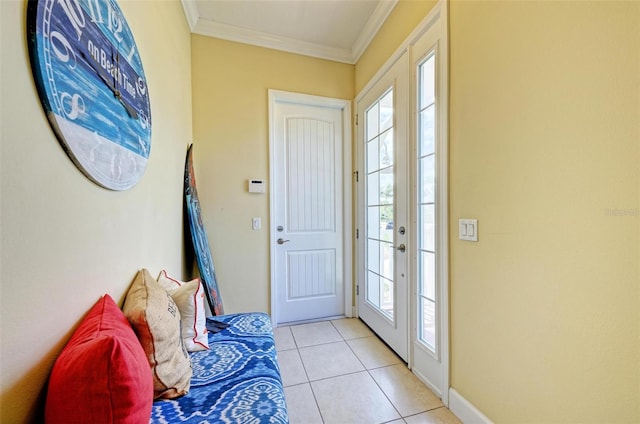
45,294 -> 153,424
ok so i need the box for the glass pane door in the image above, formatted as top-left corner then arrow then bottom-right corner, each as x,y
357,51 -> 409,361
366,90 -> 395,319
418,53 -> 437,352
409,8 -> 448,401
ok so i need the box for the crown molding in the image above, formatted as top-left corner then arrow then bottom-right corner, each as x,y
181,0 -> 199,32
194,19 -> 354,64
351,0 -> 397,63
180,0 -> 397,64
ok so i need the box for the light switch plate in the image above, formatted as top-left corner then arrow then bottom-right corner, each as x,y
459,219 -> 478,242
252,217 -> 261,230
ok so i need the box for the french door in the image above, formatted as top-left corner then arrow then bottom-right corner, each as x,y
409,15 -> 449,401
356,1 -> 448,403
357,52 -> 409,361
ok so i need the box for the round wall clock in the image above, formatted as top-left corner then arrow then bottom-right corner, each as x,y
27,0 -> 151,190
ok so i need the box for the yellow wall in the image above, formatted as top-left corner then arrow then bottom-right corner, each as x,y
448,1 -> 639,421
356,0 -> 639,422
190,35 -> 353,314
0,1 -> 193,422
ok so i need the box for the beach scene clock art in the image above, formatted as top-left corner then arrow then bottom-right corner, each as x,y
28,0 -> 151,190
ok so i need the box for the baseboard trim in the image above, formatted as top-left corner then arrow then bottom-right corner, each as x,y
448,388 -> 493,424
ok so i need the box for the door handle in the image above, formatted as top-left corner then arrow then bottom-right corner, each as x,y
277,238 -> 290,245
394,244 -> 406,253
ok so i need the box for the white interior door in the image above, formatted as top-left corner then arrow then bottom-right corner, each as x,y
270,91 -> 351,325
357,52 -> 409,361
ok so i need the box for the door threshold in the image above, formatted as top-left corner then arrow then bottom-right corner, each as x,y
276,314 -> 346,327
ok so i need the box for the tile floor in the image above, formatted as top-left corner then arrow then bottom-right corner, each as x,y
274,318 -> 462,424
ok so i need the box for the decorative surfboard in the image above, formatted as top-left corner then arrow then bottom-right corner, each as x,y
184,144 -> 224,316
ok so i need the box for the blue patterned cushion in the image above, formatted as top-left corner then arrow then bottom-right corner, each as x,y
150,313 -> 288,423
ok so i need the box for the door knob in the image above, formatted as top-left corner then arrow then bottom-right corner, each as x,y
396,244 -> 406,252
277,238 -> 290,245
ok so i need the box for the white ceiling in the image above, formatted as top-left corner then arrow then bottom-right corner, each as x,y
181,0 -> 398,64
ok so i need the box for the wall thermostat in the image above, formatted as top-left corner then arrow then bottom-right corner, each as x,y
248,179 -> 266,193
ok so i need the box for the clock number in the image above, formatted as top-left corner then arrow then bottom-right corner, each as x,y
136,77 -> 146,96
126,44 -> 136,63
139,113 -> 149,130
60,92 -> 86,120
86,0 -> 104,23
106,2 -> 124,42
57,0 -> 85,40
50,31 -> 77,68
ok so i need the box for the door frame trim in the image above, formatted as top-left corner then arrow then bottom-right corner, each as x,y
268,89 -> 353,327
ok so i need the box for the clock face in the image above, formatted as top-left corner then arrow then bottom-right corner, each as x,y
28,0 -> 151,190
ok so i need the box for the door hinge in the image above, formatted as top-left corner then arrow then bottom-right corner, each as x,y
356,285 -> 359,295
353,170 -> 359,182
356,228 -> 359,239
355,114 -> 358,126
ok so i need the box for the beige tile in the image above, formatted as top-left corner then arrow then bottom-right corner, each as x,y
311,371 -> 401,424
290,321 -> 343,347
274,326 -> 296,351
404,407 -> 462,424
299,341 -> 365,380
283,383 -> 323,424
331,318 -> 374,340
370,364 -> 443,417
277,349 -> 308,387
347,336 -> 402,369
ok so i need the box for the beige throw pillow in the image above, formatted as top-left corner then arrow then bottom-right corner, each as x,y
157,270 -> 209,352
123,269 -> 192,399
